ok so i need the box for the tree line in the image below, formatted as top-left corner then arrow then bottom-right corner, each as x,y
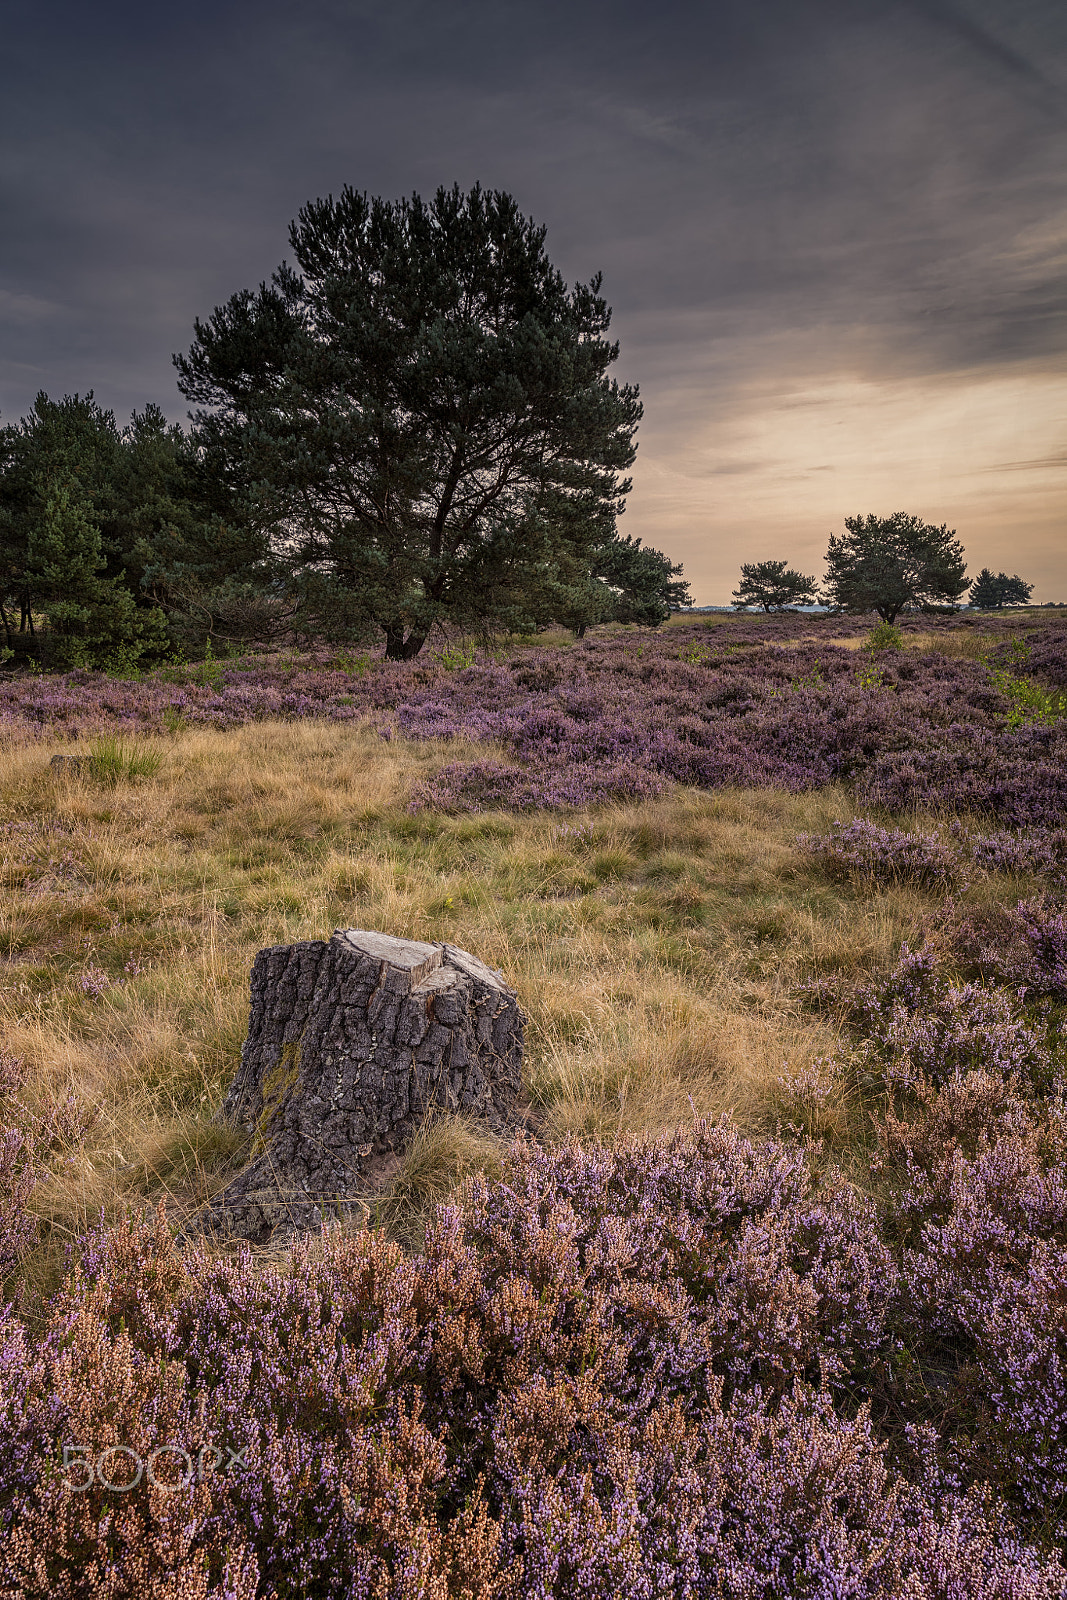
0,185 -> 688,671
733,519 -> 1033,619
1,181 -> 1031,672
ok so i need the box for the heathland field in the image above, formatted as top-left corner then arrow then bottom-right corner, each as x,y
2,612 -> 1067,1597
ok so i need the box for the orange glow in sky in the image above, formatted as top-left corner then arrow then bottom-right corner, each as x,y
627,359 -> 1067,604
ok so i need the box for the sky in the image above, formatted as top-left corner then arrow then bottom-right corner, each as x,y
1,0 -> 1064,603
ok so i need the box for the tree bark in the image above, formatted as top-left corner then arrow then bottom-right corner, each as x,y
202,929 -> 524,1241
384,624 -> 428,660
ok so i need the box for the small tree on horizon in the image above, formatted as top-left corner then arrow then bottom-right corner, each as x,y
969,568 -> 1033,609
732,560 -> 818,613
822,513 -> 967,622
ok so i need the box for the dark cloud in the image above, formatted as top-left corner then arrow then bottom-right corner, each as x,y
1,0 -> 1064,594
902,0 -> 1066,106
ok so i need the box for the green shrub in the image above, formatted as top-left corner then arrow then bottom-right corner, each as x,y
433,637 -> 478,671
866,620 -> 904,651
986,639 -> 1067,727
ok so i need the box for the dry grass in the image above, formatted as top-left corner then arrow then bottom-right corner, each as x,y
905,629 -> 998,659
371,1114 -> 508,1248
830,618 -> 1052,659
0,717 -> 1034,1290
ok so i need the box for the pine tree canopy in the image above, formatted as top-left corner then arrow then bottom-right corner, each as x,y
732,560 -> 817,612
969,568 -> 1033,609
175,183 -> 645,658
822,513 -> 968,623
0,393 -> 173,668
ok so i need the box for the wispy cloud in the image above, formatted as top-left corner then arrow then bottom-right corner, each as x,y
986,453 -> 1067,472
903,0 -> 1066,111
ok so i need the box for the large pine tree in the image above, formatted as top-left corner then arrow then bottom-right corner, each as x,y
175,184 -> 645,657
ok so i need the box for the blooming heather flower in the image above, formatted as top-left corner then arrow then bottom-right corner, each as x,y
4,623 -> 1065,820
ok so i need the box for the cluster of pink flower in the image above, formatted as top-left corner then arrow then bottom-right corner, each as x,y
799,819 -> 965,890
3,618 -> 1066,823
925,897 -> 1067,999
1,1095 -> 1065,1595
797,901 -> 1067,1562
802,817 -> 1067,893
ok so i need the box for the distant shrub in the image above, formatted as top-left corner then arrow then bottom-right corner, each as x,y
993,672 -> 1067,729
1017,628 -> 1067,690
800,819 -> 964,890
987,639 -> 1067,728
810,944 -> 1054,1093
859,732 -> 1067,828
954,823 -> 1067,879
410,757 -> 663,813
432,637 -> 478,671
927,896 -> 1067,1000
186,636 -> 226,689
329,648 -> 375,676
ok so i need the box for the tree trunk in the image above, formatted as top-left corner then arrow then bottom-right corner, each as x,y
202,929 -> 525,1241
384,624 -> 428,660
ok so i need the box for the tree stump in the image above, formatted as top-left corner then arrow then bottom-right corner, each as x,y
202,929 -> 524,1240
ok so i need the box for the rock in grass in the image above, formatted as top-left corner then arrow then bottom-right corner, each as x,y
203,930 -> 524,1240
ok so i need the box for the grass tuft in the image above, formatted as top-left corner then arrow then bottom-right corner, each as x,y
85,734 -> 163,784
